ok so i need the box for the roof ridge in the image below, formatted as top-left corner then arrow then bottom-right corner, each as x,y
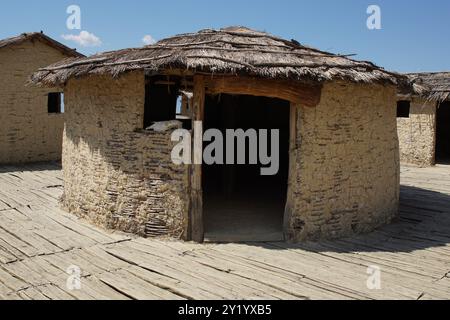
407,71 -> 450,75
0,32 -> 84,57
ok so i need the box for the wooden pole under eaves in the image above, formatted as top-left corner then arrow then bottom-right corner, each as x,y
190,75 -> 205,242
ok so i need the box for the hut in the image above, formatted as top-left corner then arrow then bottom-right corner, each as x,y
397,72 -> 450,166
31,27 -> 405,242
0,32 -> 83,164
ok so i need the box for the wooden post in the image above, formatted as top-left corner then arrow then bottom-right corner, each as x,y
190,75 -> 205,242
284,103 -> 298,241
181,95 -> 189,117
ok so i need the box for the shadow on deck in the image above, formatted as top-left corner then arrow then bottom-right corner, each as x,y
0,161 -> 61,173
241,184 -> 450,254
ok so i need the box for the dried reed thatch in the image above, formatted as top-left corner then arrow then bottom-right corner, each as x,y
0,32 -> 83,58
406,72 -> 450,102
31,26 -> 406,87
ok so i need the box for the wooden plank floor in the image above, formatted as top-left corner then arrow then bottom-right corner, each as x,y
0,162 -> 449,300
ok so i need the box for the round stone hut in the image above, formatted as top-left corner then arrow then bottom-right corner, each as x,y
32,27 -> 404,242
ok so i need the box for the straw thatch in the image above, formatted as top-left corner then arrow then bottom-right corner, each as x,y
0,32 -> 83,58
406,72 -> 450,102
31,26 -> 406,87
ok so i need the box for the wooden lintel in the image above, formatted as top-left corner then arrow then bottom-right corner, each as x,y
205,76 -> 322,107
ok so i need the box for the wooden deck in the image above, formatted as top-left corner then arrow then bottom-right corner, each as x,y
0,162 -> 449,300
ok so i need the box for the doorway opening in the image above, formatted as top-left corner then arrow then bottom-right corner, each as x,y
436,102 -> 450,163
202,94 -> 290,242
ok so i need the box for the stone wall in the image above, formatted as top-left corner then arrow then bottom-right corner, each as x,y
62,72 -> 189,237
286,82 -> 400,241
397,98 -> 436,167
0,40 -> 66,163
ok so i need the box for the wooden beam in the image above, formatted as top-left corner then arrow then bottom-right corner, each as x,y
190,75 -> 205,243
205,76 -> 322,107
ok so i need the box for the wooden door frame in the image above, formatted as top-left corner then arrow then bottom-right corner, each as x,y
189,75 -> 205,242
188,75 -> 320,243
283,104 -> 298,241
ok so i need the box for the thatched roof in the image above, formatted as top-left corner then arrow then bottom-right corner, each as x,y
405,72 -> 450,102
0,32 -> 83,58
31,26 -> 406,87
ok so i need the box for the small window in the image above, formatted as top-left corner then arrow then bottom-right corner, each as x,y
397,100 -> 410,118
176,95 -> 193,130
144,77 -> 179,129
48,92 -> 63,114
176,96 -> 182,116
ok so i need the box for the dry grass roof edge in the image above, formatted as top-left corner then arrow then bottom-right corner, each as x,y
30,26 -> 409,89
404,72 -> 450,102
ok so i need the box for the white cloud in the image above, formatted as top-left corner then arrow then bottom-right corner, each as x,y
142,34 -> 157,45
62,31 -> 102,47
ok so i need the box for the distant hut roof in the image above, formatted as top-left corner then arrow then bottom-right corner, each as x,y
405,72 -> 450,102
31,26 -> 406,87
0,32 -> 83,58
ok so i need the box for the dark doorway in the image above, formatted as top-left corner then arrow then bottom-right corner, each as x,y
436,102 -> 450,163
202,94 -> 290,242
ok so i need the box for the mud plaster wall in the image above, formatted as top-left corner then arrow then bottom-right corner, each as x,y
0,40 -> 66,164
286,82 -> 400,241
397,98 -> 436,167
62,72 -> 189,237
62,74 -> 400,242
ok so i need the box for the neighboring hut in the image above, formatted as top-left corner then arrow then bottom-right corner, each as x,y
32,27 -> 405,242
0,32 -> 83,164
397,72 -> 450,166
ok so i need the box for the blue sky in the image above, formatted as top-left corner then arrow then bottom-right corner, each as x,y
1,0 -> 449,73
